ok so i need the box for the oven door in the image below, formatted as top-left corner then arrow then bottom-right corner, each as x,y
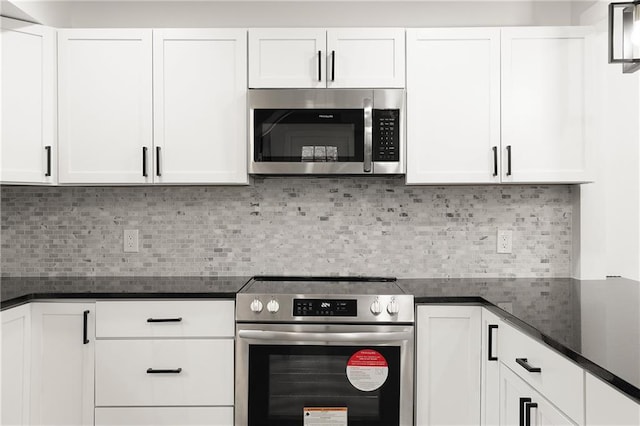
235,323 -> 413,426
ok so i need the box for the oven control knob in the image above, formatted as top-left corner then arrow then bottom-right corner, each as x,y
267,299 -> 280,314
370,298 -> 383,315
250,298 -> 263,313
387,298 -> 400,315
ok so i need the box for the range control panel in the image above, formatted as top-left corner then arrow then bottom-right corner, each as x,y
373,109 -> 400,162
293,299 -> 357,317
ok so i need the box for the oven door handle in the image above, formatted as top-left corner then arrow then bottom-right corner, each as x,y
238,329 -> 412,343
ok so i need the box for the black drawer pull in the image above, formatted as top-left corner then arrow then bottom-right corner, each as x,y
147,368 -> 182,374
147,317 -> 182,323
318,50 -> 322,81
519,397 -> 531,426
83,310 -> 90,344
516,358 -> 541,373
525,402 -> 538,426
331,50 -> 335,81
488,324 -> 498,361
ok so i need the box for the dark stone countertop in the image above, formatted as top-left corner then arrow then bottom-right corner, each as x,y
1,275 -> 638,403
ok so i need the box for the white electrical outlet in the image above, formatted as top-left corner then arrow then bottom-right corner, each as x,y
124,229 -> 139,253
497,229 -> 513,254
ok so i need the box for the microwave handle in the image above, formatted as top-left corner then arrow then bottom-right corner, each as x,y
364,98 -> 373,173
238,329 -> 412,343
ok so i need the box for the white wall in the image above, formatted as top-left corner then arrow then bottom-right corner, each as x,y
5,1 -> 578,28
577,1 -> 640,281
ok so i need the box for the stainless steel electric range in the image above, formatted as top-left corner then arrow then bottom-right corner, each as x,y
235,276 -> 414,426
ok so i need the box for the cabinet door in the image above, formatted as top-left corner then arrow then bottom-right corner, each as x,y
406,28 -> 501,184
30,302 -> 95,426
153,29 -> 247,184
481,309 -> 501,426
1,18 -> 56,184
58,29 -> 152,184
326,28 -> 405,88
501,27 -> 590,183
585,373 -> 640,425
1,304 -> 31,425
500,363 -> 576,425
249,28 -> 326,88
416,305 -> 481,426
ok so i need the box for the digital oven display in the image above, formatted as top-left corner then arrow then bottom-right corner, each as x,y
293,299 -> 357,317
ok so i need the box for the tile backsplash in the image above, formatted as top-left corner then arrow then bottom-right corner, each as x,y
1,178 -> 572,278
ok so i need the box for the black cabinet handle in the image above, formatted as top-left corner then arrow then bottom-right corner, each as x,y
45,146 -> 52,177
83,310 -> 89,344
519,397 -> 531,426
147,368 -> 182,374
525,402 -> 538,426
516,358 -> 541,373
331,50 -> 335,81
506,145 -> 512,176
318,50 -> 322,81
488,324 -> 498,361
492,146 -> 498,177
156,146 -> 161,177
147,317 -> 182,323
142,147 -> 148,177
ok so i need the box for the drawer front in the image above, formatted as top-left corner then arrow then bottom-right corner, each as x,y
95,407 -> 233,426
96,300 -> 234,338
96,339 -> 233,406
500,323 -> 584,423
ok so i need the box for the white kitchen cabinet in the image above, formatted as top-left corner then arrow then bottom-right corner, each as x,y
1,17 -> 56,185
58,29 -> 153,184
501,27 -> 590,183
249,28 -> 404,88
95,407 -> 234,426
481,309 -> 501,426
1,304 -> 32,425
326,28 -> 405,88
153,29 -> 248,184
406,28 -> 501,184
585,372 -> 640,425
30,302 -> 95,426
499,363 -> 576,425
249,28 -> 326,88
416,305 -> 481,426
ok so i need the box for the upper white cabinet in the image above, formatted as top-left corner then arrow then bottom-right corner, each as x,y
416,305 -> 482,426
153,29 -> 248,184
407,26 -> 591,185
249,28 -> 405,88
58,29 -> 153,184
1,18 -> 56,185
406,28 -> 501,184
501,27 -> 590,183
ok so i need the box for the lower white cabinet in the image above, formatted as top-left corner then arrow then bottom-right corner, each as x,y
1,304 -> 32,425
585,372 -> 640,425
481,309 -> 501,426
500,363 -> 575,425
416,305 -> 482,426
95,407 -> 233,426
30,302 -> 95,426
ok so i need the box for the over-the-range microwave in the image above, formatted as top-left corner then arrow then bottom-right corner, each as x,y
249,89 -> 405,175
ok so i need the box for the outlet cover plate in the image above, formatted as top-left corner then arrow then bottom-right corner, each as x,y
497,229 -> 513,254
124,229 -> 139,253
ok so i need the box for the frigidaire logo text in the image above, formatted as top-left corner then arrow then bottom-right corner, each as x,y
318,115 -> 334,119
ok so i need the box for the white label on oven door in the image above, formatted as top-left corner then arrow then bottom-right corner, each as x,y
303,407 -> 347,426
346,349 -> 389,392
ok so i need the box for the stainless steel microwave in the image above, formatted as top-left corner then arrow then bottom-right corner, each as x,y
249,89 -> 405,175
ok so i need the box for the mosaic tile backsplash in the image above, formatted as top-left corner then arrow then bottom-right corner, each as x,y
0,178 -> 572,278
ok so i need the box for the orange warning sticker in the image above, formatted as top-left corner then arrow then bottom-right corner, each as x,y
303,407 -> 347,426
346,349 -> 389,392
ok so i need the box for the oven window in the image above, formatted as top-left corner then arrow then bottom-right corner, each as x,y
248,345 -> 400,426
253,109 -> 364,163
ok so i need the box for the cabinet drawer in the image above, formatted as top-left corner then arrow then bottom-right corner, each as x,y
500,322 -> 584,424
95,407 -> 233,426
95,339 -> 233,406
96,300 -> 234,338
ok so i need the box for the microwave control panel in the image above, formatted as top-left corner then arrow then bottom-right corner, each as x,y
373,109 -> 400,162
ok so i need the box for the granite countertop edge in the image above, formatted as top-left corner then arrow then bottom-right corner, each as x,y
1,275 -> 638,403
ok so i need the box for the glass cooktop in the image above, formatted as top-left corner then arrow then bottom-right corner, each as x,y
241,276 -> 406,296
